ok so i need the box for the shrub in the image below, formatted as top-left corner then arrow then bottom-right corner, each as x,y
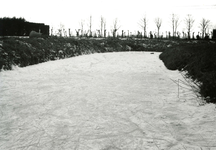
29,31 -> 42,38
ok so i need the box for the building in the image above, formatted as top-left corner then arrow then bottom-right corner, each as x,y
0,17 -> 49,37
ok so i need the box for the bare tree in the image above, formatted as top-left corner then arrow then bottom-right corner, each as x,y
139,14 -> 147,37
103,19 -> 106,37
75,29 -> 80,37
155,17 -> 162,38
199,18 -> 210,39
112,18 -> 121,38
99,16 -> 104,37
58,23 -> 65,37
185,14 -> 195,39
63,29 -> 67,37
84,30 -> 89,37
80,20 -> 85,37
88,15 -> 92,37
68,28 -> 71,37
96,29 -> 100,37
171,14 -> 180,38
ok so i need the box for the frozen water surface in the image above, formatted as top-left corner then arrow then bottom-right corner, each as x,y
0,52 -> 216,150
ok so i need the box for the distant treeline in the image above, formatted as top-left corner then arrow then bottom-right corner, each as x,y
0,17 -> 49,36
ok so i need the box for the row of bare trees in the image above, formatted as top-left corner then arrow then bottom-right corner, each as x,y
139,14 -> 211,39
53,14 -> 212,39
72,16 -> 120,38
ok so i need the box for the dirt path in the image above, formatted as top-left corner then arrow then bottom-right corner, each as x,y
0,52 -> 216,150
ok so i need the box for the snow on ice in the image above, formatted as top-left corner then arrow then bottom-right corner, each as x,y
0,52 -> 216,150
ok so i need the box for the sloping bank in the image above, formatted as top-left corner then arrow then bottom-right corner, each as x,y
159,41 -> 216,103
0,37 -> 170,71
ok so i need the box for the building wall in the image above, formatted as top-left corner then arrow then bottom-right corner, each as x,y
0,18 -> 49,36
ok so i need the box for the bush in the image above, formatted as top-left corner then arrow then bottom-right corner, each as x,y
29,31 -> 42,38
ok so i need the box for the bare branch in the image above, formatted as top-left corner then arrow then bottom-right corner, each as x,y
103,19 -> 106,37
185,14 -> 195,39
75,29 -> 80,37
112,18 -> 121,37
155,17 -> 162,38
139,15 -> 147,37
87,15 -> 92,37
100,16 -> 104,37
171,14 -> 180,37
80,20 -> 85,36
199,18 -> 210,39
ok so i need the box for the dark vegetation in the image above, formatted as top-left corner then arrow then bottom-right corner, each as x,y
159,41 -> 216,103
0,36 -> 216,103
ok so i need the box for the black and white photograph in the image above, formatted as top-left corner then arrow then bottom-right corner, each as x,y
0,0 -> 216,149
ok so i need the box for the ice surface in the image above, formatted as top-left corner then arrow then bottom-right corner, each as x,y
0,52 -> 216,150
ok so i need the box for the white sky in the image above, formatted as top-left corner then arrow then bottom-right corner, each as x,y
1,0 -> 216,36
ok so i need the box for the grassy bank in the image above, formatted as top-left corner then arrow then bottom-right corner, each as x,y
159,41 -> 216,103
0,37 -> 175,70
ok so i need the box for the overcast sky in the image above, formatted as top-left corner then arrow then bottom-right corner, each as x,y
1,0 -> 216,36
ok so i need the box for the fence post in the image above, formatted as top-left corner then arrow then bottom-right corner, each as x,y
178,79 -> 179,98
